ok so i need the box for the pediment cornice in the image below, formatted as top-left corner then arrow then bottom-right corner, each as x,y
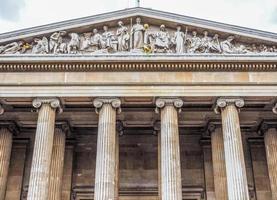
0,54 -> 276,72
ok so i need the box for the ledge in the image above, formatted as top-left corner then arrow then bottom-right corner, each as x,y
0,54 -> 277,72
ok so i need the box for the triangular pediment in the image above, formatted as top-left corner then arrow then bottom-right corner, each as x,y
0,7 -> 276,55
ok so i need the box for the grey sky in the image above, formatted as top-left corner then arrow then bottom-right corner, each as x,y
0,0 -> 276,34
0,0 -> 25,21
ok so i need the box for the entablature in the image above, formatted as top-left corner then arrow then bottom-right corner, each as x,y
0,54 -> 277,72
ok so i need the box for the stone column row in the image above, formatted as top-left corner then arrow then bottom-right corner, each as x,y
0,97 -> 276,200
155,97 -> 250,200
0,98 -> 68,200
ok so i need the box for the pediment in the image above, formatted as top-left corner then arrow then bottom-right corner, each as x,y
0,7 -> 277,56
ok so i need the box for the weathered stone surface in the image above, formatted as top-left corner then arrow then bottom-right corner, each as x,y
48,128 -> 66,200
93,98 -> 121,200
5,140 -> 28,200
0,128 -> 13,200
264,128 -> 277,199
211,128 -> 228,200
217,98 -> 250,200
156,98 -> 183,200
27,98 -> 61,200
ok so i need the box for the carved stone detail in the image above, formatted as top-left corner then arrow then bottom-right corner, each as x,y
0,62 -> 276,72
32,98 -> 62,113
0,104 -> 4,115
273,103 -> 277,114
1,19 -> 276,55
155,98 -> 183,113
93,98 -> 121,114
214,98 -> 244,114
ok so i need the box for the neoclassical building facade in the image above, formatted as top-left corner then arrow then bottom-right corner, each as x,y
0,7 -> 277,200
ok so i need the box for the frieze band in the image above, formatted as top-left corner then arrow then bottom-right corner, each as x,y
1,18 -> 277,55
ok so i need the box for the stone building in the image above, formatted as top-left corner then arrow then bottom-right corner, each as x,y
0,7 -> 277,200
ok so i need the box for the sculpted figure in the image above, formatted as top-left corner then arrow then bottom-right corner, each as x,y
251,44 -> 259,53
100,25 -> 116,51
32,37 -> 49,54
49,31 -> 67,53
131,17 -> 144,49
154,24 -> 170,52
80,33 -> 92,51
199,31 -> 211,53
260,44 -> 269,52
220,36 -> 236,53
67,33 -> 80,54
116,21 -> 130,51
0,46 -> 4,54
142,24 -> 154,53
90,29 -> 102,51
188,31 -> 201,53
220,36 -> 246,54
172,26 -> 186,53
1,41 -> 24,54
208,34 -> 221,53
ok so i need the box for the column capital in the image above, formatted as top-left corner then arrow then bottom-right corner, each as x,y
0,121 -> 19,136
55,121 -> 71,137
273,103 -> 277,114
0,104 -> 4,115
205,122 -> 217,137
32,98 -> 62,113
153,120 -> 161,136
214,98 -> 244,114
93,98 -> 121,114
258,121 -> 277,136
155,98 -> 183,113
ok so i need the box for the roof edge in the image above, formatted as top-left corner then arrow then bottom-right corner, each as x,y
0,7 -> 276,44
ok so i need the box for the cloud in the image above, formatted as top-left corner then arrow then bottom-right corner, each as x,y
0,0 -> 25,21
271,7 -> 277,23
0,0 -> 276,34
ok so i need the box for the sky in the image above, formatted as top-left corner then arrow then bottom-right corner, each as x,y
0,0 -> 276,34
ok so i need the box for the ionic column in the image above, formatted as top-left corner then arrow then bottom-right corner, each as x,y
48,125 -> 67,200
210,126 -> 228,200
264,127 -> 277,199
216,98 -> 249,200
156,98 -> 183,200
265,104 -> 277,199
0,127 -> 13,200
93,98 -> 121,200
27,98 -> 62,200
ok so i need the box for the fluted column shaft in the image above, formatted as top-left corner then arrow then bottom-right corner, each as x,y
156,98 -> 183,200
114,130 -> 119,200
264,128 -> 277,199
0,128 -> 13,200
216,98 -> 249,200
48,127 -> 66,200
27,98 -> 61,200
93,98 -> 121,200
211,127 -> 228,200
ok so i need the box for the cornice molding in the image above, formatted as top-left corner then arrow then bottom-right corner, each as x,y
0,54 -> 276,72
